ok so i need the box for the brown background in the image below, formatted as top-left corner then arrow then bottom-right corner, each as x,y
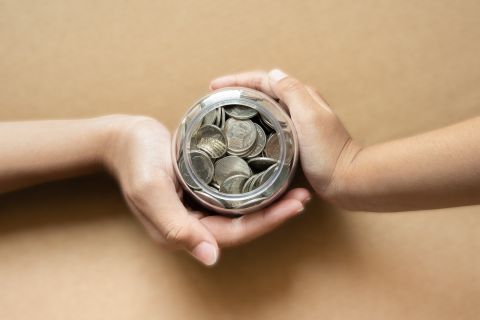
1,1 -> 479,319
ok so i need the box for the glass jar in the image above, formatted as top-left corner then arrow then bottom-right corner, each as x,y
172,87 -> 299,215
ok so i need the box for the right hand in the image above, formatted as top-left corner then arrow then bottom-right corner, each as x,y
210,69 -> 362,206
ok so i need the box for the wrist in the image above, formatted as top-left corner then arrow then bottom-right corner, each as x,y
321,139 -> 365,210
92,114 -> 169,177
89,115 -> 147,172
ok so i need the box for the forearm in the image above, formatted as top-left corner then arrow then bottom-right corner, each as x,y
338,117 -> 480,212
0,115 -> 128,194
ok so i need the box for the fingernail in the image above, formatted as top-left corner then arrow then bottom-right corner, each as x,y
302,196 -> 312,205
192,242 -> 218,266
269,69 -> 288,82
296,203 -> 305,214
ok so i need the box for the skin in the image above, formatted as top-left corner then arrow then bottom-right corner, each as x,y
0,115 -> 311,266
210,69 -> 480,212
2,69 -> 478,266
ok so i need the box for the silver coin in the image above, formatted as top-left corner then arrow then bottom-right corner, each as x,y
179,150 -> 214,189
251,164 -> 276,190
214,155 -> 251,185
264,133 -> 280,160
257,114 -> 273,133
194,190 -> 225,208
264,132 -> 294,164
220,174 -> 249,194
241,173 -> 259,193
250,172 -> 265,190
190,150 -> 214,184
176,121 -> 187,158
224,200 -> 245,209
220,107 -> 226,129
262,163 -> 290,197
210,181 -> 220,190
283,131 -> 295,164
226,137 -> 256,156
213,108 -> 222,127
260,113 -> 275,130
224,105 -> 258,120
224,118 -> 257,154
194,125 -> 227,159
260,111 -> 288,129
203,109 -> 218,126
246,124 -> 267,158
226,143 -> 256,157
179,156 -> 199,189
257,163 -> 278,186
247,157 -> 278,172
233,197 -> 268,209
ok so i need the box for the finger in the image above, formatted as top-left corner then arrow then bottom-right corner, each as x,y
200,188 -> 311,247
210,70 -> 277,98
267,69 -> 332,124
127,172 -> 220,266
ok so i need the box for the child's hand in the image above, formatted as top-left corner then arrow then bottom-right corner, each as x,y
102,116 -> 310,266
210,70 -> 361,206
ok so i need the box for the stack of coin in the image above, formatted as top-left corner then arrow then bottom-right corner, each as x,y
177,104 -> 294,209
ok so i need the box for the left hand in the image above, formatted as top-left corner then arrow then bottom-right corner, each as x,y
102,115 -> 311,266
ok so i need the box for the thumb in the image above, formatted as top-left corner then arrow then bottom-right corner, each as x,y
130,174 -> 219,266
266,69 -> 354,194
267,69 -> 332,126
163,212 -> 220,266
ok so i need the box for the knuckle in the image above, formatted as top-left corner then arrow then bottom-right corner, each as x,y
291,103 -> 321,123
164,219 -> 191,246
249,76 -> 264,90
123,116 -> 170,142
126,174 -> 160,205
278,77 -> 305,94
227,217 -> 248,245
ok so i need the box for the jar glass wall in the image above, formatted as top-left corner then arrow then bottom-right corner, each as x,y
172,87 -> 298,215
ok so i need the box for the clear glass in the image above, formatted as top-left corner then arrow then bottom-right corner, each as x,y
172,87 -> 299,215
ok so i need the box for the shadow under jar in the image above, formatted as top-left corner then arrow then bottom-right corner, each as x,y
172,87 -> 299,215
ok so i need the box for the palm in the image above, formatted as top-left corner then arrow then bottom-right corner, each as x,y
109,116 -> 310,265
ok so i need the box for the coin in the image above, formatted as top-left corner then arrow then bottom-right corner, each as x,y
224,105 -> 258,119
214,155 -> 251,185
203,109 -> 218,126
219,107 -> 226,129
210,181 -> 221,190
179,149 -> 214,189
233,197 -> 268,209
224,118 -> 257,154
226,143 -> 256,157
260,113 -> 275,130
257,163 -> 278,186
194,124 -> 227,159
265,132 -> 294,163
194,190 -> 225,208
247,157 -> 278,172
262,163 -> 290,197
246,124 -> 267,158
264,133 -> 280,159
220,174 -> 249,194
242,174 -> 259,193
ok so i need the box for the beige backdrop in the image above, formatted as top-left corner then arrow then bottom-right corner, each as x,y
1,1 -> 479,319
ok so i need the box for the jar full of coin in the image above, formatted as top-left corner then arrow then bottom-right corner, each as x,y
172,87 -> 298,215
